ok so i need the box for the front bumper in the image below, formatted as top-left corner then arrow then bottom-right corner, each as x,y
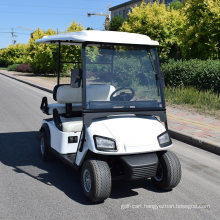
120,153 -> 159,180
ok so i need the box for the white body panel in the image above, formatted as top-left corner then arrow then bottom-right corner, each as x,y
43,116 -> 171,165
75,115 -> 172,166
45,120 -> 80,154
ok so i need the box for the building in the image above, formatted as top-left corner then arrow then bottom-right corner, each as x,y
109,0 -> 181,19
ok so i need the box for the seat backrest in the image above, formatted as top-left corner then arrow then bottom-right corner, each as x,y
53,84 -> 115,104
86,84 -> 115,101
53,84 -> 82,104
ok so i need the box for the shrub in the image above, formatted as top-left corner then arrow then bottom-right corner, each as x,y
7,64 -> 20,71
16,63 -> 32,73
161,59 -> 220,93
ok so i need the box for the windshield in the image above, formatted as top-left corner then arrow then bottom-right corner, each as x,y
84,44 -> 163,111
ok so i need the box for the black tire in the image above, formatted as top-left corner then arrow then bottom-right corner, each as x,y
81,159 -> 112,203
152,151 -> 181,190
40,131 -> 50,161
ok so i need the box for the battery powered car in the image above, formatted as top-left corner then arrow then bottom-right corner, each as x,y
37,30 -> 181,203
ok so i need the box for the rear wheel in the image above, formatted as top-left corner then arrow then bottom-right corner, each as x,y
40,131 -> 50,160
152,151 -> 181,190
81,159 -> 112,203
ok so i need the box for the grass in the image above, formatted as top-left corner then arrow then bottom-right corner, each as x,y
0,67 -> 8,70
165,87 -> 220,117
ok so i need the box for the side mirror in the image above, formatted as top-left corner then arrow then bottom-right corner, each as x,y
71,69 -> 82,88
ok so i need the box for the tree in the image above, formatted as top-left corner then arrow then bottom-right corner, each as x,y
169,0 -> 184,10
26,28 -> 57,74
121,2 -> 185,60
109,15 -> 124,31
0,44 -> 27,67
0,20 -> 84,73
26,21 -> 84,74
67,21 -> 83,32
181,0 -> 220,59
62,21 -> 84,71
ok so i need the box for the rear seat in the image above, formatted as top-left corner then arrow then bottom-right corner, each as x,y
41,84 -> 115,132
40,84 -> 82,115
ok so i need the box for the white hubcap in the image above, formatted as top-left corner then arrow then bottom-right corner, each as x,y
83,169 -> 91,193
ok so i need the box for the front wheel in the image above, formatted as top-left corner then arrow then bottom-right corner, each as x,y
81,160 -> 112,203
152,151 -> 181,190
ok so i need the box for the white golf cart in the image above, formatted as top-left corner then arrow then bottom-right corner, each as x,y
37,30 -> 181,203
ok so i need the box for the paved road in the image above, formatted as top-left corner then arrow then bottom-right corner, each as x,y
0,74 -> 219,220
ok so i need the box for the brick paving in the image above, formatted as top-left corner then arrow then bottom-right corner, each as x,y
167,106 -> 220,147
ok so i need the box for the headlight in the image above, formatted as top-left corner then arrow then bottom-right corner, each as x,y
94,135 -> 117,151
157,131 -> 172,147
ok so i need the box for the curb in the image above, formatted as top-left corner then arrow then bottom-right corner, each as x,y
169,129 -> 220,156
1,71 -> 219,156
0,71 -> 53,94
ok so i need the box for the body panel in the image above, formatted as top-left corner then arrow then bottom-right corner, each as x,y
75,115 -> 172,166
45,120 -> 81,154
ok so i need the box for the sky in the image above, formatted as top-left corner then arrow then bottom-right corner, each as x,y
0,0 -> 126,49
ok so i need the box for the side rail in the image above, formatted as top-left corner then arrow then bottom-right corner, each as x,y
40,97 -> 49,115
53,108 -> 62,131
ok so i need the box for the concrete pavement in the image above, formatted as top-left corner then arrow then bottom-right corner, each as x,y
0,73 -> 219,220
0,69 -> 220,155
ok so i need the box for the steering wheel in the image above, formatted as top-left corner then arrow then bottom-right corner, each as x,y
110,87 -> 135,101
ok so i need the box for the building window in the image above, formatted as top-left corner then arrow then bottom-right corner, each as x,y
126,8 -> 132,16
123,9 -> 126,19
165,0 -> 173,4
119,10 -> 123,18
114,12 -> 118,17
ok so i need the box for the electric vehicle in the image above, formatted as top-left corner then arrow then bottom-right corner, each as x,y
37,30 -> 181,203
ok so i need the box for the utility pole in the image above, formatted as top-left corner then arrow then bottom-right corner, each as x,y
87,5 -> 110,30
11,28 -> 16,45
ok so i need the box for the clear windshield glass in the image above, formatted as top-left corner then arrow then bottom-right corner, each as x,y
85,44 -> 163,110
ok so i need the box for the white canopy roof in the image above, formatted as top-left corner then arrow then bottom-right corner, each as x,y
35,30 -> 159,46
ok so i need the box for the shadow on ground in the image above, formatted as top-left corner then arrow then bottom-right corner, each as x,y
0,131 -> 169,204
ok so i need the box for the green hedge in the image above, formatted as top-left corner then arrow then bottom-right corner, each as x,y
7,64 -> 20,71
161,59 -> 220,93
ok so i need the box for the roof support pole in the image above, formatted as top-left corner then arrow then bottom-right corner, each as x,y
57,41 -> 61,85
